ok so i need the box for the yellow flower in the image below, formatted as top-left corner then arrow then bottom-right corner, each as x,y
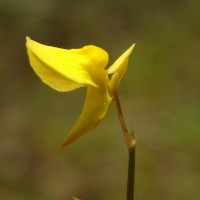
26,37 -> 135,147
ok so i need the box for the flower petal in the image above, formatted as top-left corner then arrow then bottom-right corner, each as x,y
107,44 -> 135,94
72,196 -> 81,200
26,37 -> 108,92
61,87 -> 112,147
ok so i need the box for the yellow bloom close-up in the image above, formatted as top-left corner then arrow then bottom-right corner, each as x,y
26,37 -> 135,147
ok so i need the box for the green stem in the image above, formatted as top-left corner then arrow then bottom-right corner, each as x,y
113,93 -> 136,200
127,146 -> 136,200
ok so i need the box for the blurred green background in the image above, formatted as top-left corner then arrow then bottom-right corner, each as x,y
0,0 -> 200,199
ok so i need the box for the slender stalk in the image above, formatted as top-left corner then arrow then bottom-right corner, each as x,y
113,93 -> 136,149
113,92 -> 136,200
127,146 -> 136,200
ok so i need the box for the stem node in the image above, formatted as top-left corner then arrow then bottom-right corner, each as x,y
113,93 -> 136,200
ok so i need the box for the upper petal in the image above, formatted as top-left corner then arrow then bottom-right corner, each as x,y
26,37 -> 109,92
61,86 -> 112,147
107,44 -> 135,94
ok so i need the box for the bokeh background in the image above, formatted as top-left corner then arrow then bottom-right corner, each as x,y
0,0 -> 200,199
